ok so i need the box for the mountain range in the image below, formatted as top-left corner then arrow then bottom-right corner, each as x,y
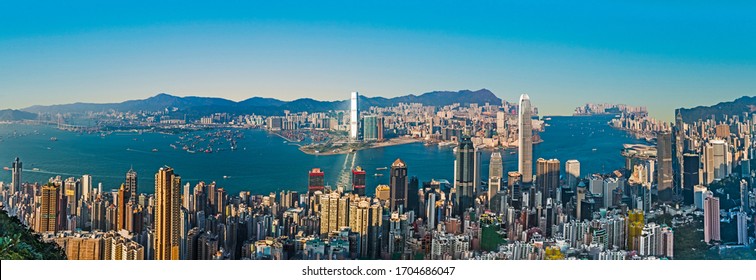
679,96 -> 756,123
0,109 -> 37,121
22,89 -> 502,118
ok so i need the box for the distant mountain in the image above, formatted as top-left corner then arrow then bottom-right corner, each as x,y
0,109 -> 37,121
22,89 -> 502,117
679,96 -> 756,123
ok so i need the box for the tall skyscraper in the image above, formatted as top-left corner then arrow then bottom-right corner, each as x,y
704,140 -> 730,184
362,115 -> 379,141
308,168 -> 325,196
565,160 -> 580,189
496,110 -> 506,135
81,174 -> 92,202
536,158 -> 560,206
657,132 -> 673,201
703,192 -> 720,244
126,168 -> 138,202
489,152 -> 503,179
390,158 -> 408,212
737,211 -> 749,245
352,167 -> 367,196
682,153 -> 700,204
154,166 -> 181,260
11,157 -> 21,194
455,135 -> 477,216
36,183 -> 59,233
518,94 -> 533,184
350,91 -> 359,140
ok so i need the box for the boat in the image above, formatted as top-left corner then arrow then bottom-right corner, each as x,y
2,167 -> 9,171
32,168 -> 40,171
187,150 -> 196,154
376,167 -> 388,171
592,148 -> 597,151
50,137 -> 57,141
205,148 -> 213,153
223,175 -> 229,179
152,149 -> 159,152
374,173 -> 383,177
170,144 -> 177,149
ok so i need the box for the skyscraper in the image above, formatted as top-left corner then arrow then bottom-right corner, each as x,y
390,158 -> 408,212
37,183 -> 59,233
125,168 -> 138,202
536,158 -> 560,206
455,135 -> 477,216
704,140 -> 730,184
682,153 -> 700,204
518,94 -> 533,184
704,192 -> 720,244
11,157 -> 21,194
657,132 -> 673,201
565,160 -> 580,189
308,168 -> 325,196
154,166 -> 181,260
81,174 -> 92,202
489,152 -> 503,179
350,91 -> 359,140
737,211 -> 749,245
352,167 -> 367,196
363,115 -> 379,141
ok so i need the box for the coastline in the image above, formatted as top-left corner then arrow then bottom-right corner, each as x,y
299,137 -> 422,155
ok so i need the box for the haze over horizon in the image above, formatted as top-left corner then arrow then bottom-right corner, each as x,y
2,1 -> 756,121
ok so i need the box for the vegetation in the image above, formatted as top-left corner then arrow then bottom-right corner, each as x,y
0,210 -> 66,260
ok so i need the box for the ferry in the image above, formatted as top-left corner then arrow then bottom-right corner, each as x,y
376,167 -> 388,171
170,144 -> 177,149
50,137 -> 57,141
2,167 -> 9,171
374,173 -> 384,177
152,149 -> 159,152
32,168 -> 40,171
187,150 -> 196,154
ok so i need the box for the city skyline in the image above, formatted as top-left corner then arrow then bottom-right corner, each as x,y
3,2 -> 756,121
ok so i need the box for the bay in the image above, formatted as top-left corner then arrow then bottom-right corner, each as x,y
0,115 -> 648,196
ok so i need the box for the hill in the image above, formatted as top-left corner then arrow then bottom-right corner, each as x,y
0,210 -> 66,260
679,96 -> 756,123
0,109 -> 37,121
23,89 -> 502,117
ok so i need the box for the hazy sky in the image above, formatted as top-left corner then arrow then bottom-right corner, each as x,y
1,1 -> 755,121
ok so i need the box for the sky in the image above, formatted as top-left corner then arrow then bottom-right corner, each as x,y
1,1 -> 755,121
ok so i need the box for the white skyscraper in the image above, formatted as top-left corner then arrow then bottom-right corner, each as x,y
518,94 -> 533,184
350,91 -> 359,140
566,160 -> 580,188
82,174 -> 92,202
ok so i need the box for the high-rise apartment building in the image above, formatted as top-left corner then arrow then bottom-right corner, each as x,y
565,160 -> 580,189
154,166 -> 181,260
704,192 -> 720,244
37,184 -> 59,233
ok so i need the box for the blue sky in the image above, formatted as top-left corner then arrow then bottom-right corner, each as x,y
1,1 -> 755,120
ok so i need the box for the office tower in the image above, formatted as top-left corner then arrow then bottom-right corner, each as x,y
704,140 -> 730,184
682,153 -> 700,204
11,157 -> 21,194
350,91 -> 359,140
37,184 -> 59,233
488,176 -> 501,208
490,152 -> 503,179
536,158 -> 560,206
674,109 -> 684,200
363,115 -> 379,141
565,160 -> 580,189
703,192 -> 720,244
518,94 -> 533,184
715,124 -> 730,139
126,168 -> 137,202
455,135 -> 476,216
154,166 -> 181,260
657,131 -> 673,201
741,180 -> 750,213
407,176 -> 419,214
308,168 -> 325,196
81,174 -> 92,202
737,211 -> 749,245
390,158 -> 408,212
352,167 -> 366,196
496,110 -> 506,134
377,116 -> 384,141
508,171 -> 522,207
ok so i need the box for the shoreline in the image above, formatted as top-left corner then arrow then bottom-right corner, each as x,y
300,137 -> 422,156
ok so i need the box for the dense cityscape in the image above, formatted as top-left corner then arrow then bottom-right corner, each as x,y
1,92 -> 754,260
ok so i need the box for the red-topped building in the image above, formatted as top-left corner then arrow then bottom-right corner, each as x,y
308,168 -> 325,195
352,166 -> 367,196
